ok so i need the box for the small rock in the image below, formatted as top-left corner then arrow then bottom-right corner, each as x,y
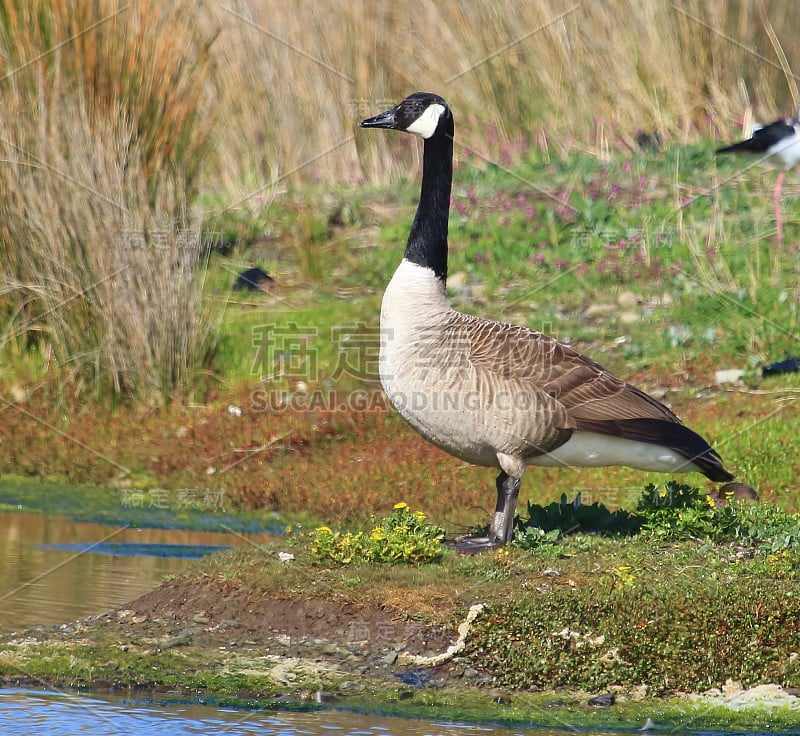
382,651 -> 398,665
462,667 -> 480,679
227,404 -> 242,417
447,271 -> 468,289
175,426 -> 190,439
277,552 -> 295,563
157,628 -> 197,650
131,615 -> 148,624
709,482 -> 759,507
715,368 -> 744,385
542,567 -> 561,577
192,612 -> 211,624
617,290 -> 640,308
585,303 -> 616,317
618,311 -> 638,324
315,691 -> 338,703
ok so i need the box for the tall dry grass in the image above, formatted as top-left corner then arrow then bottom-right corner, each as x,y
0,0 -> 218,401
209,0 -> 800,189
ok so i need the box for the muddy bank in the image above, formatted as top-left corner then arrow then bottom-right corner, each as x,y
2,573 -> 799,732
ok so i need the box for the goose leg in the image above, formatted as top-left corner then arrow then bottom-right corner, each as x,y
488,471 -> 520,545
454,471 -> 520,552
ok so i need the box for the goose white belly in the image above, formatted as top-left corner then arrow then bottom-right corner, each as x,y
526,430 -> 703,474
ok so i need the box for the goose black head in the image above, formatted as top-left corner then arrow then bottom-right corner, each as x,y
360,92 -> 452,139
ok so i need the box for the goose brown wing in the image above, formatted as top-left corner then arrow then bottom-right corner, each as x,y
462,317 -> 733,481
462,318 -> 680,423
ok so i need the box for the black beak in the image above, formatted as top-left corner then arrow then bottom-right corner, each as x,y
359,105 -> 398,130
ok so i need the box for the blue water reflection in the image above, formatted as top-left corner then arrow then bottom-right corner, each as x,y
0,688 -> 519,736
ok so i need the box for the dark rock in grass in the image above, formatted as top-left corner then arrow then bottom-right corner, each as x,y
588,692 -> 616,707
394,666 -> 437,688
234,267 -> 274,292
635,130 -> 662,151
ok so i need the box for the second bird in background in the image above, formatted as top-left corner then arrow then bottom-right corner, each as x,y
716,109 -> 800,246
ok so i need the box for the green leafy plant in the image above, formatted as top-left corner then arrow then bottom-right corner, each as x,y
636,481 -> 721,540
512,493 -> 641,551
311,502 -> 445,565
637,480 -> 800,554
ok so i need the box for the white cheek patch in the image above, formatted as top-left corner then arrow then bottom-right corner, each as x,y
406,103 -> 446,139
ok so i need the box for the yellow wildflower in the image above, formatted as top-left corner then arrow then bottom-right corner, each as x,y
393,501 -> 409,510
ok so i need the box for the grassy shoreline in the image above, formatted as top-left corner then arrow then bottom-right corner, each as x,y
1,534 -> 799,732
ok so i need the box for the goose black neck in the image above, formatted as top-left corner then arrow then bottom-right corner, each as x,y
404,126 -> 453,283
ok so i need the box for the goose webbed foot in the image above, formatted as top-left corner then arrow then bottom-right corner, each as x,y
453,471 -> 520,553
452,535 -> 505,554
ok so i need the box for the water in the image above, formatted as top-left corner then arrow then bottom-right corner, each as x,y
0,688 -> 524,736
0,512 -> 274,632
1,687 -> 793,736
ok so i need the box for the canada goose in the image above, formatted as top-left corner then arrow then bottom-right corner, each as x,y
361,92 -> 734,549
716,111 -> 800,246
